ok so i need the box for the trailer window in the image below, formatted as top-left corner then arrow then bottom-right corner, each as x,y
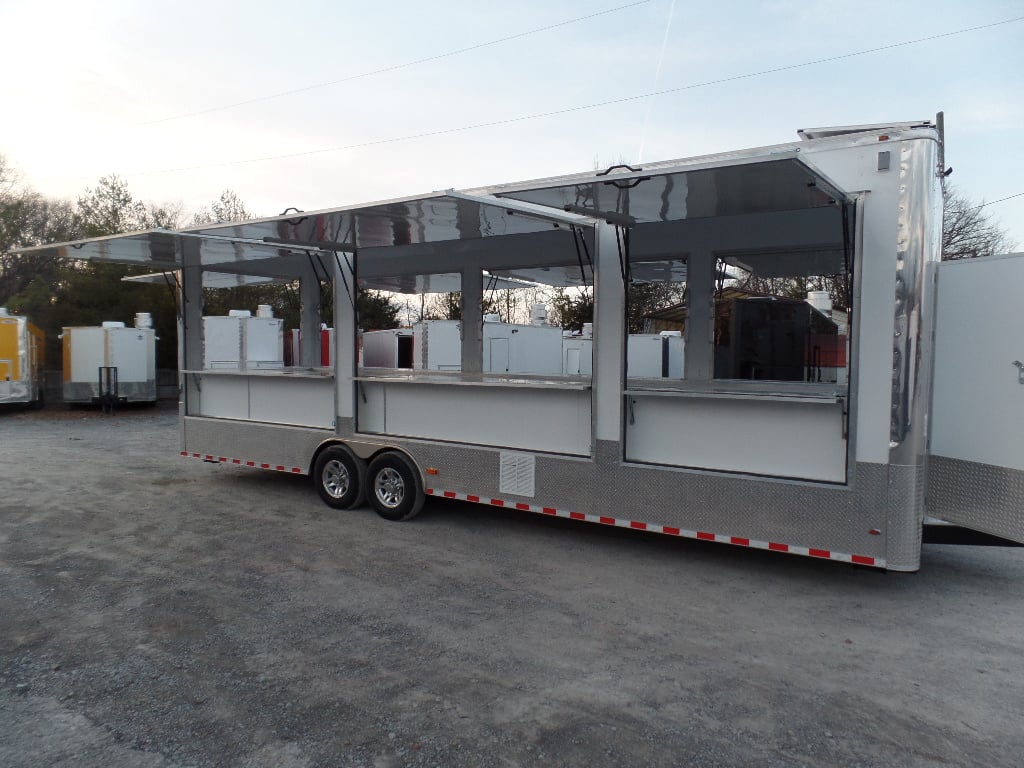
355,222 -> 595,381
624,258 -> 688,381
357,272 -> 462,371
483,248 -> 595,379
712,254 -> 850,384
354,236 -> 595,457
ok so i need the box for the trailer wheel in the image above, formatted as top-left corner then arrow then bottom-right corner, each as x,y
313,445 -> 365,510
366,451 -> 425,522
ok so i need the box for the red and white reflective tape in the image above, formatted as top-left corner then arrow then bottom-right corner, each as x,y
425,487 -> 883,568
180,451 -> 303,475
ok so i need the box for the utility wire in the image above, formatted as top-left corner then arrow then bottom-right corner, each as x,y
968,191 -> 1024,210
144,14 -> 1024,175
141,1 -> 651,126
637,0 -> 676,163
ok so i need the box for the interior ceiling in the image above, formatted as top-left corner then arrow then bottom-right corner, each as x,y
190,195 -> 563,251
495,158 -> 845,224
358,272 -> 547,294
14,157 -> 849,288
13,194 -> 577,273
725,248 -> 846,278
122,270 -> 287,288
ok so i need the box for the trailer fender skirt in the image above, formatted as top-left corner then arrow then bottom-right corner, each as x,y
425,487 -> 884,569
181,451 -> 304,475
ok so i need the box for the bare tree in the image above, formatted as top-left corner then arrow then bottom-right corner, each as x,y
941,185 -> 1015,260
192,190 -> 253,226
422,292 -> 463,320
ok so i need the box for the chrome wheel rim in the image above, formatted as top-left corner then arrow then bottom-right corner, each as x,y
323,459 -> 351,499
374,467 -> 404,509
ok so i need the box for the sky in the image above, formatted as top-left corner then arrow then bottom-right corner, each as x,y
1,0 -> 1022,246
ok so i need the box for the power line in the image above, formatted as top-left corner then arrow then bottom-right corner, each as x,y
968,191 -> 1024,210
144,14 -> 1024,175
141,1 -> 651,126
637,0 -> 677,163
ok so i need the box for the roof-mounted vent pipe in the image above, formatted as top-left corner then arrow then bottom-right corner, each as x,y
0,307 -> 9,316
134,312 -> 153,329
530,303 -> 548,326
256,304 -> 274,319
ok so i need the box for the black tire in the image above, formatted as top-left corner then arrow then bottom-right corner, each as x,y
313,445 -> 365,510
366,451 -> 425,522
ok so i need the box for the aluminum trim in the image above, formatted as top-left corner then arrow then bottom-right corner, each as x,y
889,137 -> 941,464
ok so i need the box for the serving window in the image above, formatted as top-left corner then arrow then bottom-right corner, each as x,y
713,250 -> 850,386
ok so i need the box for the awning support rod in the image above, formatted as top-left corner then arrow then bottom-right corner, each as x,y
443,190 -> 594,228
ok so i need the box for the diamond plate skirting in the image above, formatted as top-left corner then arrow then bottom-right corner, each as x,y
886,464 -> 925,571
181,420 -> 912,566
926,456 -> 1024,544
334,436 -> 892,563
183,417 -> 333,473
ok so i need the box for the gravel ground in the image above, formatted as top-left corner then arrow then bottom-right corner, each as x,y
1,404 -> 1022,767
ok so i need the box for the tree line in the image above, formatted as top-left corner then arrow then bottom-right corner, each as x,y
0,157 -> 403,369
1,152 -> 1016,368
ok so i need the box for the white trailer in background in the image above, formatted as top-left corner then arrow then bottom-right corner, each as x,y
19,118 -> 1024,571
61,314 -> 157,405
361,328 -> 413,368
627,332 -> 684,379
202,306 -> 284,370
0,308 -> 45,406
412,320 -> 462,371
561,325 -> 593,377
371,318 -> 566,375
482,319 -> 563,376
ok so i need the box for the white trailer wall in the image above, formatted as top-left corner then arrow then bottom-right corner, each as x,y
202,314 -> 284,370
63,323 -> 157,403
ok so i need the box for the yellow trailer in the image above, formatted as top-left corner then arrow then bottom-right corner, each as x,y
0,307 -> 45,406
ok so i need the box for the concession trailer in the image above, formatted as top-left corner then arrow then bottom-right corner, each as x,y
60,313 -> 158,405
15,118 -> 1023,570
0,307 -> 45,406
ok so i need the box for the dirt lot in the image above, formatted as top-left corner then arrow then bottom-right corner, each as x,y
1,404 -> 1022,767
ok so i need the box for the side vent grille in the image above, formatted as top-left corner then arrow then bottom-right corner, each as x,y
499,451 -> 535,497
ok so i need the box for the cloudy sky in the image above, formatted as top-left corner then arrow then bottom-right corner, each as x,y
2,0 -> 1022,244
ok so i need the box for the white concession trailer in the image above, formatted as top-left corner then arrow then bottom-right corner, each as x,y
17,119 -> 1023,570
60,314 -> 158,405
